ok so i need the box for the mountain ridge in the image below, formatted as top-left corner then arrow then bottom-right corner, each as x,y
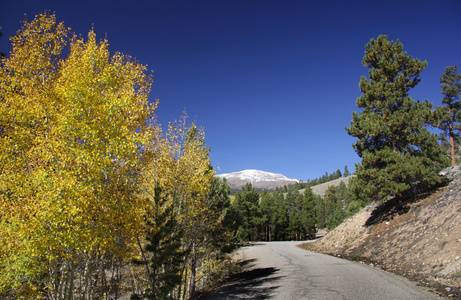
216,169 -> 300,191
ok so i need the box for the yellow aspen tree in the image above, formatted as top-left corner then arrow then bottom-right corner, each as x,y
49,29 -> 156,299
140,114 -> 234,298
147,116 -> 215,224
54,29 -> 156,254
142,114 -> 214,212
0,13 -> 72,296
0,12 -> 156,298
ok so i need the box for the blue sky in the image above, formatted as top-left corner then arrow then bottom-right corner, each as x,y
1,0 -> 460,181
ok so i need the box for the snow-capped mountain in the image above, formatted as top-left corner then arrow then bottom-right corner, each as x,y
216,169 -> 300,191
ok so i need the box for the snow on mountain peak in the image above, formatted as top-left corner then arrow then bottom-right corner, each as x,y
216,169 -> 300,190
219,169 -> 295,181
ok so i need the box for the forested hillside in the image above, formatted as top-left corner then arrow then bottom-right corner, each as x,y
225,168 -> 362,242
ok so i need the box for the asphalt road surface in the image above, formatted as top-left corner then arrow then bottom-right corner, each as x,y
200,241 -> 442,300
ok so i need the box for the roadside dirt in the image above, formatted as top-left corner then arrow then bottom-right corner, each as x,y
303,165 -> 461,299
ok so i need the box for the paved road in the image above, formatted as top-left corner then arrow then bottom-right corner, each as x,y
201,241 -> 442,299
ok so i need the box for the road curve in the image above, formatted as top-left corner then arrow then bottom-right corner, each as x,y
200,241 -> 441,300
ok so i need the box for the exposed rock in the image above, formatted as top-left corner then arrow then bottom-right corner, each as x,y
439,164 -> 461,182
309,176 -> 354,197
304,164 -> 461,298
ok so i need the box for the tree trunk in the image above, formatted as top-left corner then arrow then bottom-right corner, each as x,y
180,265 -> 188,300
450,127 -> 456,166
66,260 -> 75,300
189,242 -> 196,299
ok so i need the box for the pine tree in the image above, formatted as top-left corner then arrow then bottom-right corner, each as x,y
263,190 -> 289,241
323,186 -> 346,230
335,169 -> 342,179
343,165 -> 350,177
437,65 -> 461,166
133,185 -> 186,300
232,183 -> 261,241
286,190 -> 302,239
259,191 -> 275,241
346,35 -> 445,202
300,188 -> 317,239
273,192 -> 289,240
205,177 -> 235,253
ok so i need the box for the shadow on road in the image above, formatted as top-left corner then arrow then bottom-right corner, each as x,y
198,260 -> 282,299
236,258 -> 256,269
239,242 -> 266,248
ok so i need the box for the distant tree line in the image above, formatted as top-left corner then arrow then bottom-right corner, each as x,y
227,183 -> 317,242
224,167 -> 364,243
292,166 -> 350,191
228,167 -> 350,195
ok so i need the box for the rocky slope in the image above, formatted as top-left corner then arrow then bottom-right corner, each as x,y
304,165 -> 461,298
299,175 -> 353,197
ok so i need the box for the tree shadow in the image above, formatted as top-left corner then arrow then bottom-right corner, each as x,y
238,242 -> 266,248
198,262 -> 282,299
364,182 -> 443,227
365,196 -> 406,227
236,258 -> 257,269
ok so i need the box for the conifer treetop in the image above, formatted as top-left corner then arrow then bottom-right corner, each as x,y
346,35 -> 445,202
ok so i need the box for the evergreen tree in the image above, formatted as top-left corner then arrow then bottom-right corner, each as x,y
316,195 -> 327,229
300,188 -> 317,239
273,192 -> 290,240
437,65 -> 461,166
346,35 -> 445,202
286,190 -> 302,239
207,177 -> 236,253
287,190 -> 316,240
343,165 -> 350,177
133,185 -> 186,300
260,191 -> 275,241
323,185 -> 346,230
335,169 -> 342,179
231,183 -> 261,241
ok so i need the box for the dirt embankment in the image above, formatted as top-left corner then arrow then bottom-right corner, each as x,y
304,165 -> 461,299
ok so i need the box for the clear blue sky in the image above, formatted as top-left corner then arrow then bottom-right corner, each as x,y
1,0 -> 460,181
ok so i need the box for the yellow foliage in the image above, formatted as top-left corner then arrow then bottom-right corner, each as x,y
1,12 -> 223,298
139,114 -> 225,298
0,12 -> 156,295
141,114 -> 215,232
